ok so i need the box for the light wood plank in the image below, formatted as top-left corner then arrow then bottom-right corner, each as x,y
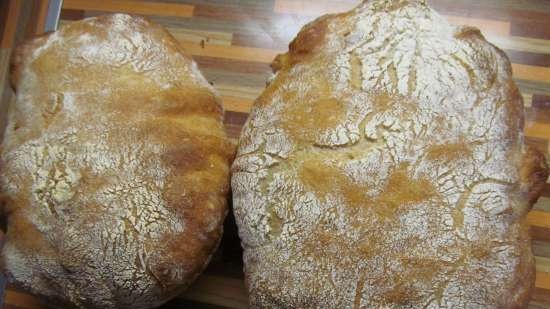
444,15 -> 511,36
528,210 -> 550,229
168,27 -> 233,46
273,0 -> 357,16
537,271 -> 550,291
513,64 -> 550,83
222,95 -> 254,113
180,40 -> 281,63
486,34 -> 550,55
62,0 -> 194,18
525,122 -> 550,140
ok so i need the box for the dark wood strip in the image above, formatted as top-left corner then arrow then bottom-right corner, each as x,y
3,289 -> 45,309
532,226 -> 550,242
0,0 -> 10,42
506,50 -> 550,68
179,275 -> 248,309
534,240 -> 550,258
202,210 -> 244,280
533,95 -> 550,109
224,124 -> 243,140
542,183 -> 550,199
5,285 -> 26,295
203,259 -> 244,280
512,21 -> 550,40
162,298 -> 236,309
59,9 -> 85,21
533,229 -> 550,245
3,305 -> 27,309
224,111 -> 249,127
0,0 -> 22,48
531,288 -> 550,308
0,49 -> 12,139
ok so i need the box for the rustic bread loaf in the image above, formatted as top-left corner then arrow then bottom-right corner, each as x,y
232,0 -> 549,308
1,14 -> 233,309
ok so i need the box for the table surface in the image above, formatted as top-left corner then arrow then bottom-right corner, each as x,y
1,0 -> 550,308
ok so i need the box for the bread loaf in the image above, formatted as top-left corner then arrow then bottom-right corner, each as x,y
1,14 -> 233,309
232,0 -> 549,308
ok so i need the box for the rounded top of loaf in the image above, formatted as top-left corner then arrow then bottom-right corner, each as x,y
2,14 -> 232,309
232,0 -> 534,308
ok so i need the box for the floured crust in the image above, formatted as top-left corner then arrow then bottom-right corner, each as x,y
232,0 -> 548,308
1,14 -> 233,309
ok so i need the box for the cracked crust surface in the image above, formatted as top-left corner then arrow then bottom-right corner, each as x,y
1,14 -> 233,309
232,0 -> 549,308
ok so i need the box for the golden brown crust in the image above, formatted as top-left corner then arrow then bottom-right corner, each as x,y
1,14 -> 232,309
272,14 -> 335,72
233,0 -> 541,308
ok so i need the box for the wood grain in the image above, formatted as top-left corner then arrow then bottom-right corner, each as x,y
63,0 -> 195,18
525,122 -> 550,140
532,95 -> 550,109
512,64 -> 550,83
529,211 -> 550,229
537,272 -> 550,291
444,15 -> 511,36
181,40 -> 281,63
486,34 -> 550,55
0,0 -> 22,48
273,0 -> 357,16
33,0 -> 50,35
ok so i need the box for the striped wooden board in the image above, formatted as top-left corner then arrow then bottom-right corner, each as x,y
1,1 -> 550,308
